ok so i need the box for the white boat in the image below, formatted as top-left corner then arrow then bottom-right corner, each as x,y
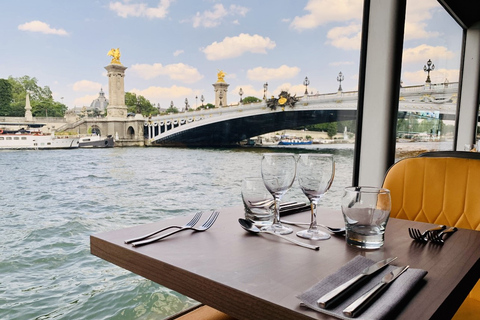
79,135 -> 114,148
0,131 -> 79,150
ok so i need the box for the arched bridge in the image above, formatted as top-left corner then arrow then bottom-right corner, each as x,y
144,83 -> 458,147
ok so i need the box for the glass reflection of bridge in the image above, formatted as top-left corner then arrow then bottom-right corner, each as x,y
144,82 -> 458,147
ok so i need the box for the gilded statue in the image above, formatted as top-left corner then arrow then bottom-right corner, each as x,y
217,69 -> 226,83
107,48 -> 122,65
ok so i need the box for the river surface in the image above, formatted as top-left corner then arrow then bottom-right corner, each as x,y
0,142 -> 449,320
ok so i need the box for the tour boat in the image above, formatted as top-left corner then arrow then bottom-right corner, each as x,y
0,130 -> 79,150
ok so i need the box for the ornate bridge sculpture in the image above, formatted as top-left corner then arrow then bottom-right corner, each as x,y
144,83 -> 458,147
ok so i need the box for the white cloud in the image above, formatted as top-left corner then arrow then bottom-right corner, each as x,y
191,3 -> 249,28
130,85 -> 202,103
402,44 -> 455,64
18,20 -> 68,36
290,0 -> 362,31
402,68 -> 459,85
109,0 -> 171,19
173,50 -> 184,57
202,33 -> 276,61
247,65 -> 300,82
404,0 -> 440,40
326,23 -> 361,50
72,80 -> 103,92
130,62 -> 203,83
74,94 -> 98,107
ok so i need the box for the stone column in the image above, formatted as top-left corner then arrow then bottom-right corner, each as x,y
213,82 -> 229,108
24,93 -> 33,121
105,64 -> 128,119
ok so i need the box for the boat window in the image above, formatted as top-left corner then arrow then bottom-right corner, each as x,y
14,137 -> 19,140
21,137 -> 26,140
396,0 -> 462,160
6,137 -> 12,140
0,137 -> 3,140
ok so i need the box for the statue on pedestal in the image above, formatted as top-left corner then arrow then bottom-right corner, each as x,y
107,48 -> 122,65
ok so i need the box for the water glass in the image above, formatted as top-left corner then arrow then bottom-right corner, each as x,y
341,186 -> 391,249
241,177 -> 274,227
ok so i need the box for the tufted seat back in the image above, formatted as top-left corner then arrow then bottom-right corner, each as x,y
382,154 -> 480,318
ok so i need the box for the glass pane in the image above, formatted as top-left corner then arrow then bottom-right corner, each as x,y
396,0 -> 463,160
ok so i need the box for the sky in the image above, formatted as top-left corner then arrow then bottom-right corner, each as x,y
0,0 -> 463,110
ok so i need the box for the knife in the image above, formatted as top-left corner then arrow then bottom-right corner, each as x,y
343,265 -> 409,318
316,257 -> 397,308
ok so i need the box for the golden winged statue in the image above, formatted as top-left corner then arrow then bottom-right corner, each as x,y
107,48 -> 122,65
217,69 -> 226,83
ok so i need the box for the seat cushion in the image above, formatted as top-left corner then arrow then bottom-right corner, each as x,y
174,305 -> 235,320
383,157 -> 480,230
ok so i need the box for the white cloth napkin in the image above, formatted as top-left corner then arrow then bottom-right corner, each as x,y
297,256 -> 428,320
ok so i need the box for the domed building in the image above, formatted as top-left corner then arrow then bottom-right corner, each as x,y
90,88 -> 109,112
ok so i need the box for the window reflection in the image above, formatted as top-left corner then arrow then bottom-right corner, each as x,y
396,0 -> 463,160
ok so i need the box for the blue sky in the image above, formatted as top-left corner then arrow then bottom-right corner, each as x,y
0,0 -> 463,110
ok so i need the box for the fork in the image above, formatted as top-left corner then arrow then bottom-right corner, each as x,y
131,211 -> 219,247
408,225 -> 446,242
124,211 -> 202,244
427,226 -> 458,244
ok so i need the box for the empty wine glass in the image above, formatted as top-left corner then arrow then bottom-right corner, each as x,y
296,154 -> 335,240
261,153 -> 297,235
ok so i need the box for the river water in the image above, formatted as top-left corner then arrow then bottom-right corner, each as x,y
0,142 -> 448,320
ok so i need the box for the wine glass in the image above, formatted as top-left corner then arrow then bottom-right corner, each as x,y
296,154 -> 335,240
261,153 -> 297,235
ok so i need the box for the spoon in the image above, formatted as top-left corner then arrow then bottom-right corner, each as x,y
280,219 -> 346,236
238,218 -> 320,250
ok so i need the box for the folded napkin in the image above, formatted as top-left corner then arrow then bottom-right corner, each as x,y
297,256 -> 427,320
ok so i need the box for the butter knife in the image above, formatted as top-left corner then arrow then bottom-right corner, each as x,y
317,257 -> 397,308
343,265 -> 409,318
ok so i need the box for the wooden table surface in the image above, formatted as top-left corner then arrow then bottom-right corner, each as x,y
90,206 -> 480,320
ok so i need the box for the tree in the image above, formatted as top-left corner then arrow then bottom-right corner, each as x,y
242,96 -> 261,104
0,79 -> 13,116
327,122 -> 337,138
125,92 -> 158,116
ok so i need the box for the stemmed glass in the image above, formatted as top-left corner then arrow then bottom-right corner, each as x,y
296,154 -> 335,240
261,153 -> 297,235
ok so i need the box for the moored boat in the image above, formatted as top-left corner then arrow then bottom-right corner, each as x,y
79,135 -> 114,148
0,130 -> 79,150
278,140 -> 313,145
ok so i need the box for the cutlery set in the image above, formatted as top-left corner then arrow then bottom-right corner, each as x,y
317,257 -> 408,318
409,225 -> 458,244
124,211 -> 219,247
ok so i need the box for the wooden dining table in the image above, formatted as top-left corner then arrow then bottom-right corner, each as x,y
90,206 -> 480,320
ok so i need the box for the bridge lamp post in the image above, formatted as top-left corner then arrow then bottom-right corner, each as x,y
303,77 -> 310,95
424,59 -> 435,84
263,82 -> 268,100
337,72 -> 344,92
201,95 -> 204,108
195,96 -> 198,108
239,88 -> 243,103
185,98 -> 189,112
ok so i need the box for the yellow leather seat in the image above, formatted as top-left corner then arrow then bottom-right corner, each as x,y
383,153 -> 480,319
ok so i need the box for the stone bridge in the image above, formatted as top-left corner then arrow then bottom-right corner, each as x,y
144,83 -> 458,147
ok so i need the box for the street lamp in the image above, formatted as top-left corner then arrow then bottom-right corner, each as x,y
424,59 -> 435,84
337,72 -> 344,92
263,82 -> 268,100
201,95 -> 204,107
239,88 -> 243,103
303,76 -> 310,95
195,95 -> 198,108
185,98 -> 189,111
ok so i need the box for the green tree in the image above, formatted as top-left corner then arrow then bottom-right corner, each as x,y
0,79 -> 13,116
165,105 -> 179,113
242,96 -> 262,104
125,92 -> 158,116
327,122 -> 337,138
